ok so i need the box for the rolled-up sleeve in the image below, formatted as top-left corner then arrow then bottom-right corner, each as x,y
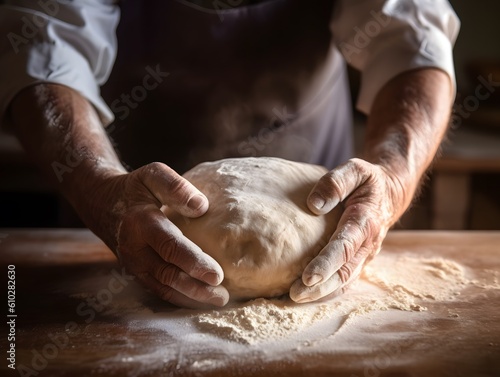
331,0 -> 460,114
0,0 -> 120,128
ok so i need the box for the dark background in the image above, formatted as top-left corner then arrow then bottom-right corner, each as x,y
1,0 -> 499,229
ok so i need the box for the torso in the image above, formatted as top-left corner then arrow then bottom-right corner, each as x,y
103,0 -> 353,172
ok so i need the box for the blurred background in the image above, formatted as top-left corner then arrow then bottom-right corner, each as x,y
352,0 -> 500,230
1,0 -> 499,230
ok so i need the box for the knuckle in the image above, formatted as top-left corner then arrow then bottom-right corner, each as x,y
159,286 -> 176,303
336,227 -> 359,251
347,158 -> 373,185
156,234 -> 182,261
340,237 -> 356,262
168,174 -> 188,193
320,172 -> 343,198
349,158 -> 369,173
167,176 -> 193,202
341,244 -> 352,264
157,264 -> 179,286
144,161 -> 166,174
140,162 -> 192,196
337,264 -> 353,283
343,211 -> 371,238
138,161 -> 167,182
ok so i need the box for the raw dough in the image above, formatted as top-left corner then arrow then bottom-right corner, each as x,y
166,157 -> 341,300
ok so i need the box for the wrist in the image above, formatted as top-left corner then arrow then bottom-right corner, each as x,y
363,69 -> 452,217
63,160 -> 126,227
376,162 -> 416,219
10,83 -> 129,234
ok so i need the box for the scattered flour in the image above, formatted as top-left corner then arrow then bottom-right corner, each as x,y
75,253 -> 496,347
470,269 -> 500,290
361,255 -> 469,311
193,298 -> 332,345
59,248 -> 500,377
192,255 -> 472,344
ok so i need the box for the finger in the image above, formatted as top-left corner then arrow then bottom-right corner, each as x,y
301,206 -> 370,286
290,252 -> 367,303
307,158 -> 371,215
139,162 -> 209,218
146,251 -> 229,306
137,273 -> 229,309
138,245 -> 229,307
290,272 -> 343,303
123,242 -> 229,307
143,210 -> 225,286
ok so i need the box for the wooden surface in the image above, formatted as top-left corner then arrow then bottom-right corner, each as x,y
1,229 -> 500,377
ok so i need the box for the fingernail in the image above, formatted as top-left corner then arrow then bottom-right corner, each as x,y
209,287 -> 230,307
201,271 -> 221,286
209,295 -> 228,307
187,194 -> 207,212
309,193 -> 325,210
305,274 -> 323,286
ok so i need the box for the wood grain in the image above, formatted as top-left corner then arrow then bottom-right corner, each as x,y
0,229 -> 499,377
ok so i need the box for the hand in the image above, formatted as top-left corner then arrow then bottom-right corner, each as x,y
79,162 -> 229,309
289,158 -> 406,303
8,84 -> 228,309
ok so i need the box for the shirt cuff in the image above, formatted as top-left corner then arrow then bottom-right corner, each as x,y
0,41 -> 114,130
356,25 -> 457,114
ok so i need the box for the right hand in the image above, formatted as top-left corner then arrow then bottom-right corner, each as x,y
78,162 -> 229,309
10,84 -> 226,308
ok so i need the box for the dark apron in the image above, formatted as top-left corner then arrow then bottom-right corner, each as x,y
103,0 -> 353,173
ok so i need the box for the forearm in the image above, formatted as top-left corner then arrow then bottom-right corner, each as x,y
294,68 -> 454,303
8,83 -> 229,308
8,83 -> 126,229
364,68 -> 453,217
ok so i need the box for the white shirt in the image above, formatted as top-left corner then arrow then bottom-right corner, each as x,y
0,0 -> 460,169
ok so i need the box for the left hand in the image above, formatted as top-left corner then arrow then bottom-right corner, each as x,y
289,157 -> 407,303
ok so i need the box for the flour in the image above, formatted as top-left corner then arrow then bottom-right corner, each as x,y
470,269 -> 500,290
361,255 -> 469,311
193,298 -> 332,345
192,255 -> 472,344
73,252 -> 492,348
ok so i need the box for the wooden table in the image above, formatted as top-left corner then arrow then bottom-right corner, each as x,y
1,229 -> 500,376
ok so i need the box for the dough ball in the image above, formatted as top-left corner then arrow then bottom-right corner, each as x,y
166,157 -> 341,300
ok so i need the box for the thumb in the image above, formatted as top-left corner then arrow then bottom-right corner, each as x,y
307,158 -> 370,215
138,162 -> 209,218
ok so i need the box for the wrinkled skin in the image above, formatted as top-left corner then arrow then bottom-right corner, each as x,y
87,162 -> 230,308
10,68 -> 452,307
290,69 -> 452,303
290,159 -> 402,302
10,84 -> 229,309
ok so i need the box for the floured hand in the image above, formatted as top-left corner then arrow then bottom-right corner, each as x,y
82,162 -> 230,309
9,84 -> 229,309
289,69 -> 453,303
290,158 -> 405,303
